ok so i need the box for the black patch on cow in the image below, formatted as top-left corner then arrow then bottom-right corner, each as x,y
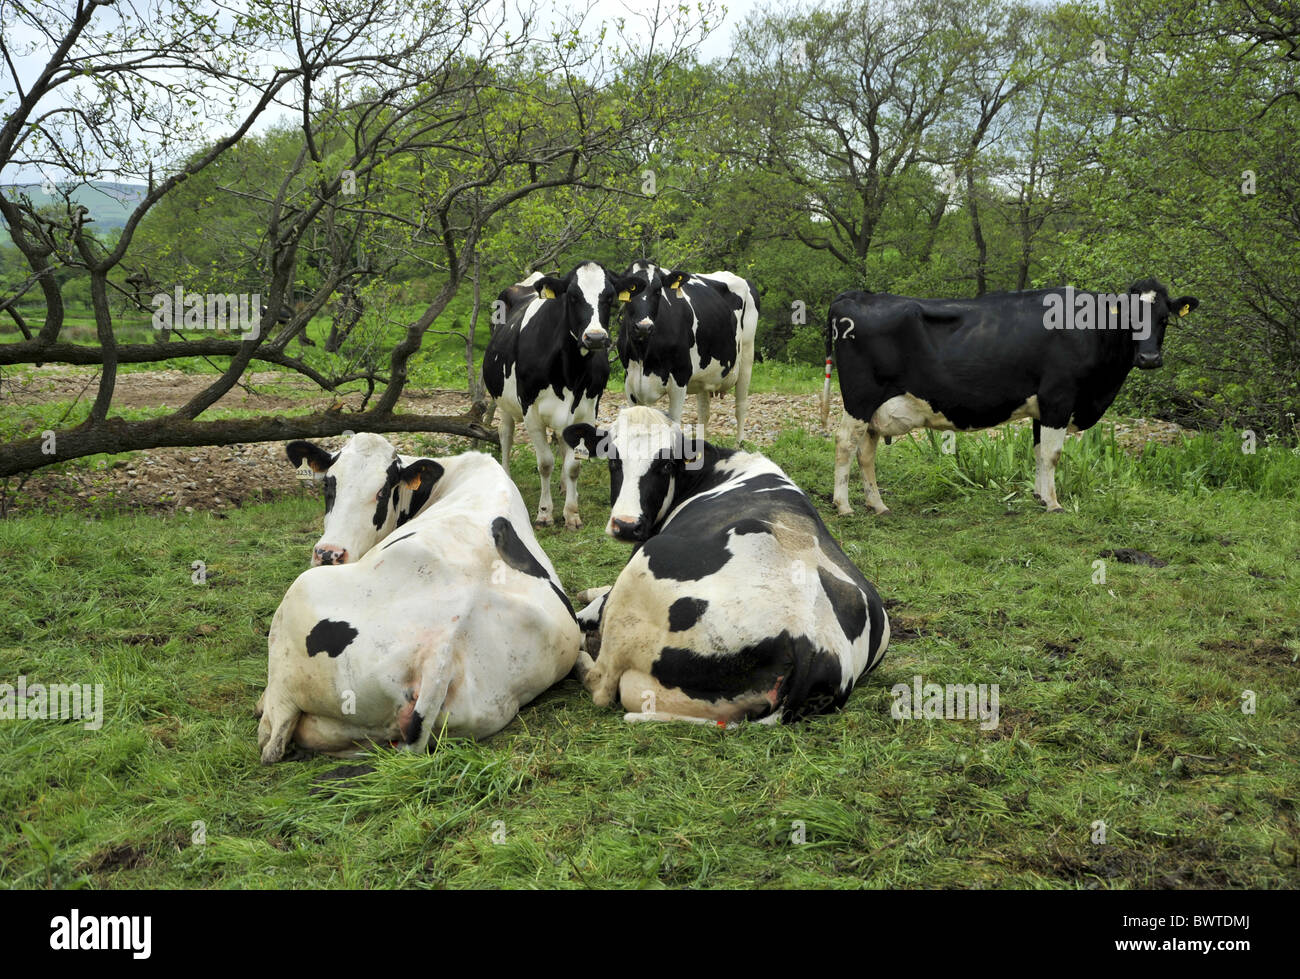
397,477 -> 435,528
651,629 -> 847,721
405,709 -> 423,745
818,566 -> 867,642
492,516 -> 549,577
730,518 -> 770,536
668,597 -> 708,632
323,475 -> 337,514
381,531 -> 417,550
372,460 -> 401,530
642,534 -> 734,581
490,516 -> 575,619
305,619 -> 359,658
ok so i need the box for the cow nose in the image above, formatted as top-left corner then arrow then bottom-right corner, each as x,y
634,318 -> 653,338
312,545 -> 348,566
582,328 -> 610,350
1135,352 -> 1162,369
608,516 -> 645,541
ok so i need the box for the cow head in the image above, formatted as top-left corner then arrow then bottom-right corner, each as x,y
563,406 -> 700,543
1128,279 -> 1199,370
286,432 -> 443,566
619,261 -> 689,341
532,261 -> 643,352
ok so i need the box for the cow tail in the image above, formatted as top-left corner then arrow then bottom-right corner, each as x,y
820,304 -> 836,431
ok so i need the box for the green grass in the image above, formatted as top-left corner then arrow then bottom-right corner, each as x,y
1,421 -> 1297,889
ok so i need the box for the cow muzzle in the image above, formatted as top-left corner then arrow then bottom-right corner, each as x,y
634,318 -> 654,339
607,515 -> 646,542
312,545 -> 349,566
1134,352 -> 1162,370
581,328 -> 610,350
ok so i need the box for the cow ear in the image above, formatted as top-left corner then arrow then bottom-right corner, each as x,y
536,276 -> 566,300
614,276 -> 645,303
664,270 -> 690,292
1173,296 -> 1199,318
675,431 -> 707,469
286,440 -> 335,473
562,423 -> 608,457
398,458 -> 443,491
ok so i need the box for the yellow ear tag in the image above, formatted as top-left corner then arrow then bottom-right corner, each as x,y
617,290 -> 631,302
542,286 -> 557,299
1178,304 -> 1190,317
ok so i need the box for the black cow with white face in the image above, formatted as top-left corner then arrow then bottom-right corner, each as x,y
483,262 -> 644,529
562,406 -> 889,726
617,261 -> 759,441
824,278 -> 1199,514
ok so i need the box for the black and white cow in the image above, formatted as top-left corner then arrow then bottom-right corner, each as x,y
562,406 -> 889,725
482,262 -> 644,529
258,436 -> 579,762
823,279 -> 1199,514
617,261 -> 759,441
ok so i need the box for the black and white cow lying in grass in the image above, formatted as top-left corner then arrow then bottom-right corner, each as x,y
562,406 -> 890,726
258,433 -> 579,763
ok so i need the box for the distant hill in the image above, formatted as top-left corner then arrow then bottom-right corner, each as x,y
0,181 -> 147,231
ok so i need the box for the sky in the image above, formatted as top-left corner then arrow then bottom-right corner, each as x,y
2,0 -> 770,186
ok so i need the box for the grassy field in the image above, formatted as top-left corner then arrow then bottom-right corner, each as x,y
1,409 -> 1298,888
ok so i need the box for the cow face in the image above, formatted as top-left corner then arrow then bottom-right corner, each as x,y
534,262 -> 643,352
620,261 -> 689,340
1128,279 -> 1199,370
564,406 -> 698,542
286,433 -> 443,566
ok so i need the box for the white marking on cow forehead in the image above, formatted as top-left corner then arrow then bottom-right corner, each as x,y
632,260 -> 657,279
1138,290 -> 1156,304
575,263 -> 607,302
339,432 -> 399,462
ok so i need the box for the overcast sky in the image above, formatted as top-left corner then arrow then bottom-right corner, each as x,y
3,0 -> 772,186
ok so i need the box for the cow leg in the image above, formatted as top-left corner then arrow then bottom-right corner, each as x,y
402,644 -> 454,754
834,411 -> 868,515
733,339 -> 755,443
499,413 -> 515,472
560,439 -> 583,530
257,694 -> 302,765
695,390 -> 712,437
1036,424 -> 1068,512
483,398 -> 497,427
856,426 -> 889,515
524,414 -> 555,526
617,670 -> 778,726
666,383 -> 687,426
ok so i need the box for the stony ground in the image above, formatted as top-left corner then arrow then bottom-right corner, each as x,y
0,366 -> 1192,517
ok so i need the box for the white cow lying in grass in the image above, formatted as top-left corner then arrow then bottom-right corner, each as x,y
257,433 -> 580,763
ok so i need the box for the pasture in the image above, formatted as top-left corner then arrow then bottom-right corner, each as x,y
2,363 -> 1298,888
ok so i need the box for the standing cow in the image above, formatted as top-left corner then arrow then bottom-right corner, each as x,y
823,279 -> 1199,514
259,435 -> 579,762
617,261 -> 759,442
482,262 -> 644,529
563,406 -> 889,725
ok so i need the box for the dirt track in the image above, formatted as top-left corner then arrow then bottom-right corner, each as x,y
0,366 -> 1191,517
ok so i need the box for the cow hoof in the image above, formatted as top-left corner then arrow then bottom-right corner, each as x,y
873,508 -> 893,517
1046,505 -> 1065,514
565,516 -> 583,531
835,505 -> 853,516
534,515 -> 554,528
